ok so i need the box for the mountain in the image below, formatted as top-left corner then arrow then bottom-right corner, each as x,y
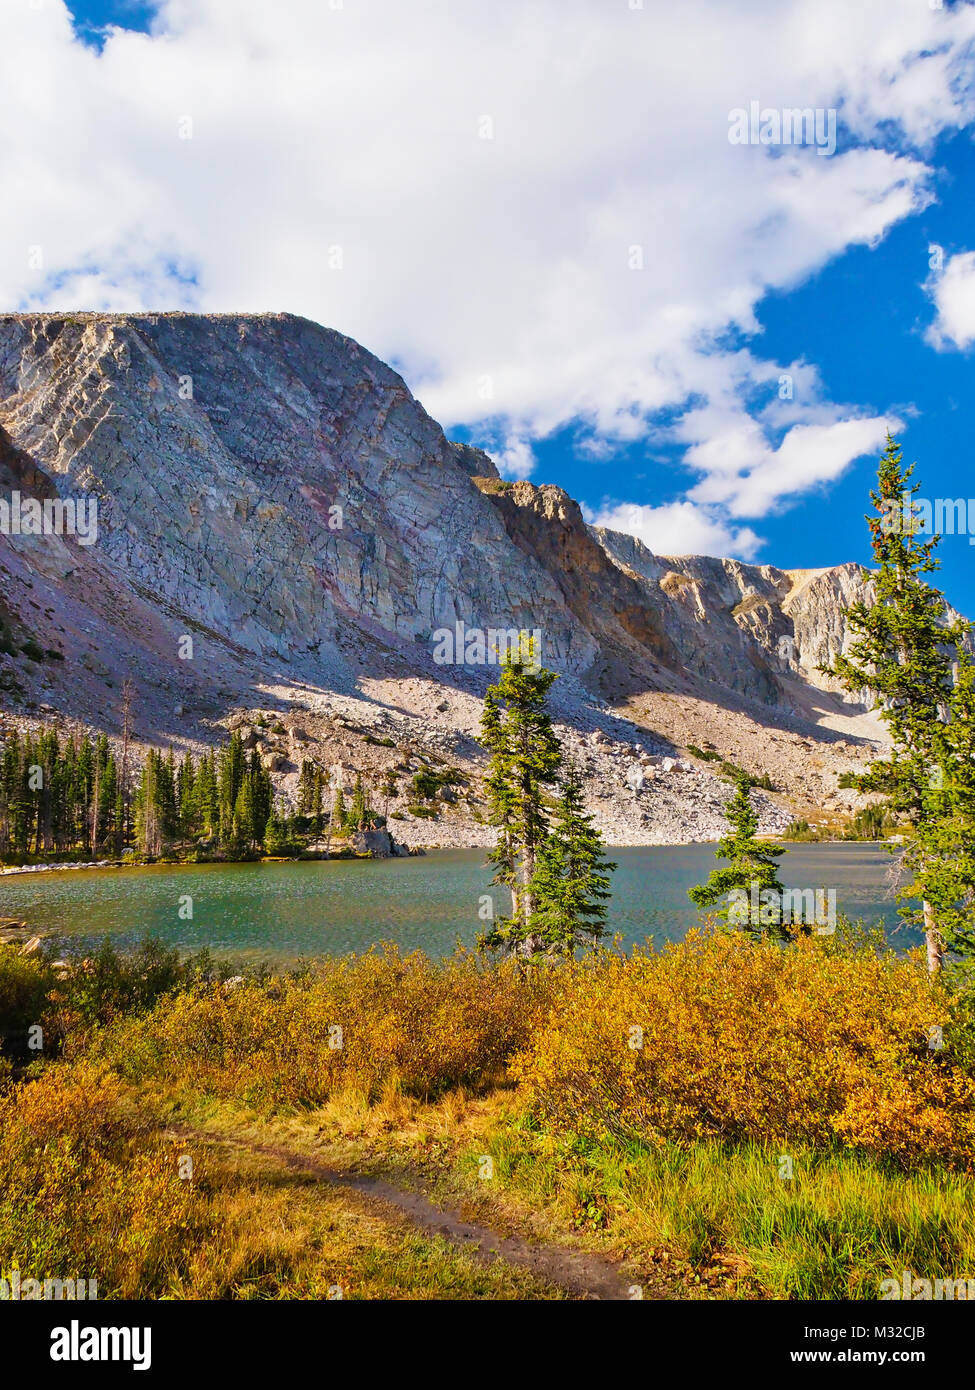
0,311 -> 906,844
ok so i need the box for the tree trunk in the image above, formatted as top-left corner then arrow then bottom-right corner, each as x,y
520,852 -> 534,926
924,900 -> 943,974
118,679 -> 133,854
91,761 -> 101,857
518,845 -> 543,955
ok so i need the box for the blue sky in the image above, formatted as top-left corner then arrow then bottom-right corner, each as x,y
65,0 -> 154,46
7,0 -> 975,613
512,131 -> 975,597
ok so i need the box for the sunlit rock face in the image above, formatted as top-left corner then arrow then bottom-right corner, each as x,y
0,309 -> 936,751
0,312 -> 583,664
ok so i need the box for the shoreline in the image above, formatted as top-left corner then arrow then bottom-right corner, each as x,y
0,837 -> 899,878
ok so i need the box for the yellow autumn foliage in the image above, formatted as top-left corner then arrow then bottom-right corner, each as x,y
101,945 -> 554,1107
0,1060 -> 201,1295
78,933 -> 975,1169
511,930 -> 975,1168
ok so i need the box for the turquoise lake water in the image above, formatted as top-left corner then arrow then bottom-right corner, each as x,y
0,843 -> 914,964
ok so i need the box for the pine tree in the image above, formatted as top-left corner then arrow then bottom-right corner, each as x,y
99,752 -> 118,852
249,750 -> 272,843
689,777 -> 788,940
349,774 -> 372,832
233,776 -> 257,849
264,803 -> 294,856
178,752 -> 198,838
116,679 -> 134,855
821,435 -> 970,971
135,749 -> 163,858
901,652 -> 975,961
35,728 -> 58,854
218,733 -> 246,845
298,760 -> 316,815
479,634 -> 562,955
75,735 -> 93,852
159,747 -> 177,842
196,752 -> 218,840
521,759 -> 616,955
331,785 -> 347,835
311,765 -> 324,835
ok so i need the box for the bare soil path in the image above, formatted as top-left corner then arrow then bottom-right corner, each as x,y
171,1124 -> 654,1301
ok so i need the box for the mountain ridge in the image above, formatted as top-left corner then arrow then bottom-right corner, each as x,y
0,310 -> 918,843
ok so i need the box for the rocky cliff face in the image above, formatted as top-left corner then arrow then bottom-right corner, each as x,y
0,311 -> 924,841
0,312 -> 577,658
589,527 -> 876,706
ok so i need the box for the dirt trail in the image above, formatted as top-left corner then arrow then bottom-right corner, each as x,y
173,1125 -> 651,1301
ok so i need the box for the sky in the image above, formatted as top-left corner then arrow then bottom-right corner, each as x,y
3,0 -> 975,611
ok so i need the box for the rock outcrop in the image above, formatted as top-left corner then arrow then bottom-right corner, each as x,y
0,310 -> 939,841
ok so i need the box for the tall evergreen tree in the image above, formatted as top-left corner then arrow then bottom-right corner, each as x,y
196,751 -> 218,840
135,749 -> 163,857
821,435 -> 970,971
900,652 -> 975,961
297,760 -> 316,815
178,751 -> 197,838
689,777 -> 788,940
479,634 -> 562,955
233,776 -> 257,848
116,679 -> 134,856
310,765 -> 324,835
75,734 -> 93,853
218,733 -> 246,845
349,774 -> 372,832
519,759 -> 616,955
159,747 -> 177,841
264,800 -> 294,856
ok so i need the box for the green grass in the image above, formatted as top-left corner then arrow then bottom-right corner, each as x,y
464,1113 -> 975,1299
177,1086 -> 975,1301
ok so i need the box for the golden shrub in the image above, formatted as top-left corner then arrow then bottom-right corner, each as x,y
0,1060 -> 202,1296
103,946 -> 554,1108
510,930 -> 973,1168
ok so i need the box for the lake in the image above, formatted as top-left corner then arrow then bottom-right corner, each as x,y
0,843 -> 916,964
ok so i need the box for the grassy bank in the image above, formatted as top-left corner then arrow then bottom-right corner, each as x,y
1,928 -> 973,1299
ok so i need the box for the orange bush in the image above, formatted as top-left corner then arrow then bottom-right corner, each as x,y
510,930 -> 974,1168
0,1061 -> 201,1295
102,945 -> 554,1107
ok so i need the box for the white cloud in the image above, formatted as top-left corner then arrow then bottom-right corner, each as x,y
925,250 -> 975,351
492,436 -> 536,481
684,414 -> 901,517
1,0 -> 974,551
587,500 -> 762,561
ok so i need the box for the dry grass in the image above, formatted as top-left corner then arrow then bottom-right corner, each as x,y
0,1062 -> 561,1300
4,930 -> 975,1299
